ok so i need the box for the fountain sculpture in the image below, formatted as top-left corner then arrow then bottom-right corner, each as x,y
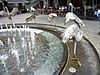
61,11 -> 85,73
48,13 -> 57,29
61,23 -> 83,73
26,7 -> 37,22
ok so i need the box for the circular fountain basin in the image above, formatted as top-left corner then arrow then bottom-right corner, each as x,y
0,23 -> 99,75
0,26 -> 67,75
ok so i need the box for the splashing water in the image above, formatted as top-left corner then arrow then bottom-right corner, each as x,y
13,23 -> 16,28
5,24 -> 8,29
0,25 -> 65,75
0,24 -> 3,30
21,37 -> 27,62
0,54 -> 8,72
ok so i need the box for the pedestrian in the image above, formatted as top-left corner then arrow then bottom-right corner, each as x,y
96,8 -> 100,35
0,1 -> 9,16
96,8 -> 100,20
2,1 -> 10,13
40,1 -> 44,9
53,0 -> 59,8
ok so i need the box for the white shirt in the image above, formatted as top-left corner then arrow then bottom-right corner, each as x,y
97,9 -> 100,17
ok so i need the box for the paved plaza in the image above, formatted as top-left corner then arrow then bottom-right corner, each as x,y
0,13 -> 100,54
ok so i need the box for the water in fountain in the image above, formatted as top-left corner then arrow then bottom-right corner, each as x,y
0,24 -> 65,75
0,40 -> 4,48
28,42 -> 34,60
12,38 -> 20,67
8,37 -> 12,53
5,24 -> 8,29
0,54 -> 8,72
21,37 -> 28,62
13,23 -> 16,28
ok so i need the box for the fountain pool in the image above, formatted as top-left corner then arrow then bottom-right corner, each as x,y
0,24 -> 67,75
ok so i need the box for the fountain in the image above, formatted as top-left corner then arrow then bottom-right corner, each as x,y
0,21 -> 99,75
0,23 -> 67,75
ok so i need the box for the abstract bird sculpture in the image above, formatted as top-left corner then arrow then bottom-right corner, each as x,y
61,19 -> 84,73
61,24 -> 83,73
64,12 -> 85,27
48,13 -> 57,23
48,13 -> 57,29
61,24 -> 83,44
8,7 -> 18,23
26,7 -> 37,22
68,3 -> 74,12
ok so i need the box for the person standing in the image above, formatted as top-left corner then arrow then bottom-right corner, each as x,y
53,0 -> 59,8
0,1 -> 9,16
97,8 -> 100,21
2,1 -> 10,13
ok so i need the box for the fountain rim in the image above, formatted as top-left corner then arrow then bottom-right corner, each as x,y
4,22 -> 100,58
1,22 -> 100,75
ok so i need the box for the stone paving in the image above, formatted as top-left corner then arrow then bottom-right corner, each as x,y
0,13 -> 100,54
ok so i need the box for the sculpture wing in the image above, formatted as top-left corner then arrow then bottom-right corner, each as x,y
26,15 -> 34,22
10,7 -> 18,16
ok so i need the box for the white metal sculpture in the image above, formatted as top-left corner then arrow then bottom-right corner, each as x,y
61,24 -> 83,43
9,7 -> 18,16
68,3 -> 74,12
8,7 -> 18,24
61,23 -> 83,55
61,12 -> 85,73
26,7 -> 37,22
48,13 -> 57,29
48,13 -> 57,22
64,12 -> 85,27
